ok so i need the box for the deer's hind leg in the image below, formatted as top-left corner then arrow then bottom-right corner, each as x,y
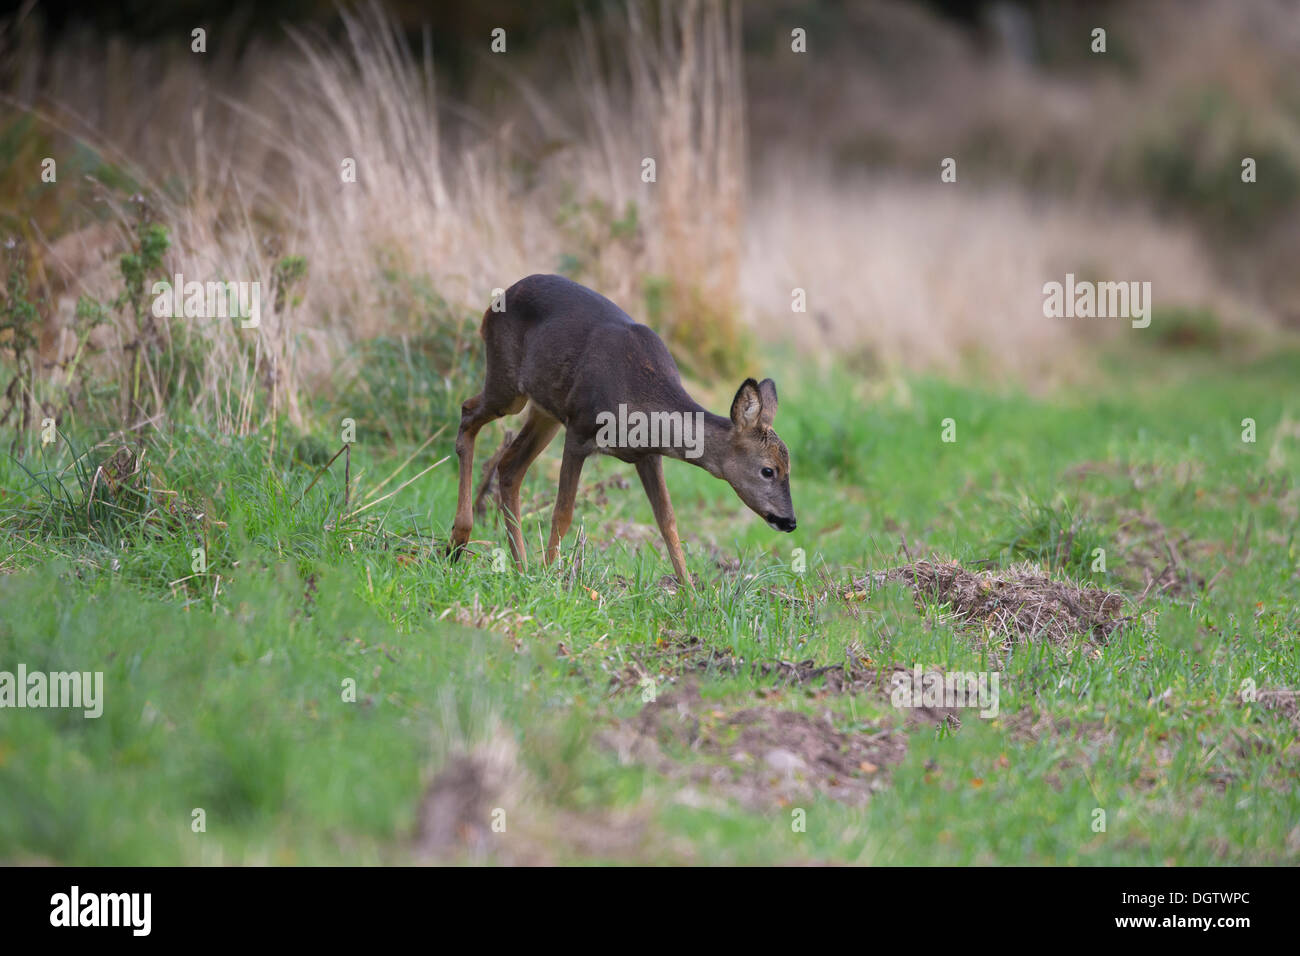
495,403 -> 561,569
449,386 -> 526,560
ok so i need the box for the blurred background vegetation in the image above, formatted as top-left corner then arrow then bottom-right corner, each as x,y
1,0 -> 1298,443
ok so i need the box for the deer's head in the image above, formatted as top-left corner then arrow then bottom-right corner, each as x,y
722,378 -> 796,532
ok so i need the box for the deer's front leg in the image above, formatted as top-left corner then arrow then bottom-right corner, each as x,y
634,455 -> 692,587
546,443 -> 587,567
450,394 -> 487,559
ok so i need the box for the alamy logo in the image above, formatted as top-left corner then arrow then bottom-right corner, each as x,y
595,404 -> 705,459
0,665 -> 103,718
1042,273 -> 1151,328
890,666 -> 1000,718
151,272 -> 261,328
50,886 -> 151,936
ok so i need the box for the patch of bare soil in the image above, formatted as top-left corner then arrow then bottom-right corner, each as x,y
854,559 -> 1133,651
605,632 -> 976,734
756,659 -> 971,731
606,630 -> 742,691
413,734 -> 651,864
604,629 -> 833,698
599,683 -> 907,809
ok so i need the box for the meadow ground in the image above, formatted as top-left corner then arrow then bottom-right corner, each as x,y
1,337 -> 1297,865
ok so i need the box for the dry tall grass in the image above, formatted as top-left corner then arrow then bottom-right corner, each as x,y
3,0 -> 749,433
743,169 -> 1243,385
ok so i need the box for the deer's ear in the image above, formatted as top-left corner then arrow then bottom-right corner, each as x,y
757,378 -> 778,426
730,378 -> 763,430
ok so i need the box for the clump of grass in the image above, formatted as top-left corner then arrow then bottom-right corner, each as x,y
976,497 -> 1109,580
3,434 -> 215,550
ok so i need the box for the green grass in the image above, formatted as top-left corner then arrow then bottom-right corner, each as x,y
1,344 -> 1298,864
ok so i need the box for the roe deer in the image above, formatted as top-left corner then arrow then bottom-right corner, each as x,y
448,274 -> 796,584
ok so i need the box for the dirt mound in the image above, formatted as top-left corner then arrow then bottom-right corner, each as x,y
856,560 -> 1132,649
415,734 -> 524,856
413,734 -> 654,864
601,684 -> 907,808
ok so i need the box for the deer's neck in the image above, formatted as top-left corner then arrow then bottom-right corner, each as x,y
658,406 -> 732,478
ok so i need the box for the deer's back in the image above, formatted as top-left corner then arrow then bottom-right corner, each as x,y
484,275 -> 696,442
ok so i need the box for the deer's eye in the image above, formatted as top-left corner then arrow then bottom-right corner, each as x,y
761,467 -> 775,479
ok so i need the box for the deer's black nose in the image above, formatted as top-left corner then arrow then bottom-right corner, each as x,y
766,513 -> 797,532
